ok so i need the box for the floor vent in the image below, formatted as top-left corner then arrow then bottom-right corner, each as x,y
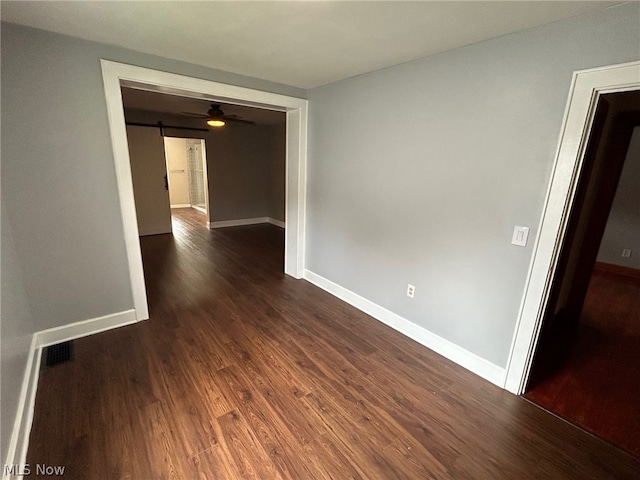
45,341 -> 73,367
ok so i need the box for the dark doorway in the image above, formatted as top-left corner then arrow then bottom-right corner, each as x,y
525,90 -> 640,457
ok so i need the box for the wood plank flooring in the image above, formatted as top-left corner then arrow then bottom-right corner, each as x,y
525,267 -> 640,458
26,208 -> 640,479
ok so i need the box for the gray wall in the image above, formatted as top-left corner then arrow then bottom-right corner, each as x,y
205,121 -> 285,223
1,201 -> 36,463
597,127 -> 640,269
1,11 -> 639,463
1,21 -> 301,334
0,23 -> 294,458
124,109 -> 286,223
0,23 -> 304,461
306,3 -> 640,367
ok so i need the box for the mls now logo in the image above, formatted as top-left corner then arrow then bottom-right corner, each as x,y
4,464 -> 66,476
35,464 -> 66,476
3,464 -> 30,476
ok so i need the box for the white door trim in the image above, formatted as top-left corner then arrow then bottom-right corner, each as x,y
199,138 -> 211,219
100,60 -> 308,321
504,61 -> 640,394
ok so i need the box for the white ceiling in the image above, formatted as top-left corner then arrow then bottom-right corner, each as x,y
1,1 -> 620,89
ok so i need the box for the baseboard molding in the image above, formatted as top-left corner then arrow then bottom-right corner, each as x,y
208,217 -> 268,229
36,309 -> 138,348
303,269 -> 506,387
208,217 -> 285,229
594,261 -> 640,280
267,217 -> 285,228
170,204 -> 191,209
3,336 -> 41,480
139,227 -> 172,237
3,309 -> 142,479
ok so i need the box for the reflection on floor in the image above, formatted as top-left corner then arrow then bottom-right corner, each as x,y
171,206 -> 207,231
525,268 -> 640,458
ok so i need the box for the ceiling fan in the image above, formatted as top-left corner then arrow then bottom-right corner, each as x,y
181,103 -> 254,127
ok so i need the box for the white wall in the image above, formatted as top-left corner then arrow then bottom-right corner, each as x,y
306,2 -> 640,368
164,137 -> 191,207
597,126 -> 640,270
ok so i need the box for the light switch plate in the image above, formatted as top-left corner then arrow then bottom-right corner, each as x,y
512,226 -> 529,247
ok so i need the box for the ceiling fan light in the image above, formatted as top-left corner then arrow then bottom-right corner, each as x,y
207,118 -> 225,127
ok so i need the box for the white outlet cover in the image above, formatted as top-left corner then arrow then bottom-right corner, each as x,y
511,226 -> 530,247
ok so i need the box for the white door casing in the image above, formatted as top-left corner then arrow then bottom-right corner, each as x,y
504,61 -> 640,394
101,60 -> 308,322
199,139 -> 211,217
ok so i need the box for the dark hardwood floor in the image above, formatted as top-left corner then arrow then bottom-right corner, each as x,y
26,208 -> 640,479
525,267 -> 640,458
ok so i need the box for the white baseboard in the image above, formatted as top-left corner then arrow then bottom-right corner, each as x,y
170,204 -> 191,208
303,269 -> 506,387
3,336 -> 41,480
208,217 -> 285,229
208,217 -> 268,229
3,309 -> 142,479
267,217 -> 285,228
139,227 -> 172,236
36,309 -> 138,348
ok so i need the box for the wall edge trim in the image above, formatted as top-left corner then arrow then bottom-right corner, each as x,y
207,217 -> 268,228
267,217 -> 286,228
36,309 -> 139,348
3,309 -> 142,479
3,335 -> 40,480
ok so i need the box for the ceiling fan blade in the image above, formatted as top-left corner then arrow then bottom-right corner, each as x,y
223,116 -> 255,125
182,109 -> 255,125
181,112 -> 209,118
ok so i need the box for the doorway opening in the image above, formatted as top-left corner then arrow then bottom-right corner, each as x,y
101,60 -> 308,321
165,137 -> 209,218
505,62 -> 640,394
122,89 -> 288,315
523,90 -> 640,457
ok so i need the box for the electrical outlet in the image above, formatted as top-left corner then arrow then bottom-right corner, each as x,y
622,249 -> 632,258
407,284 -> 415,298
